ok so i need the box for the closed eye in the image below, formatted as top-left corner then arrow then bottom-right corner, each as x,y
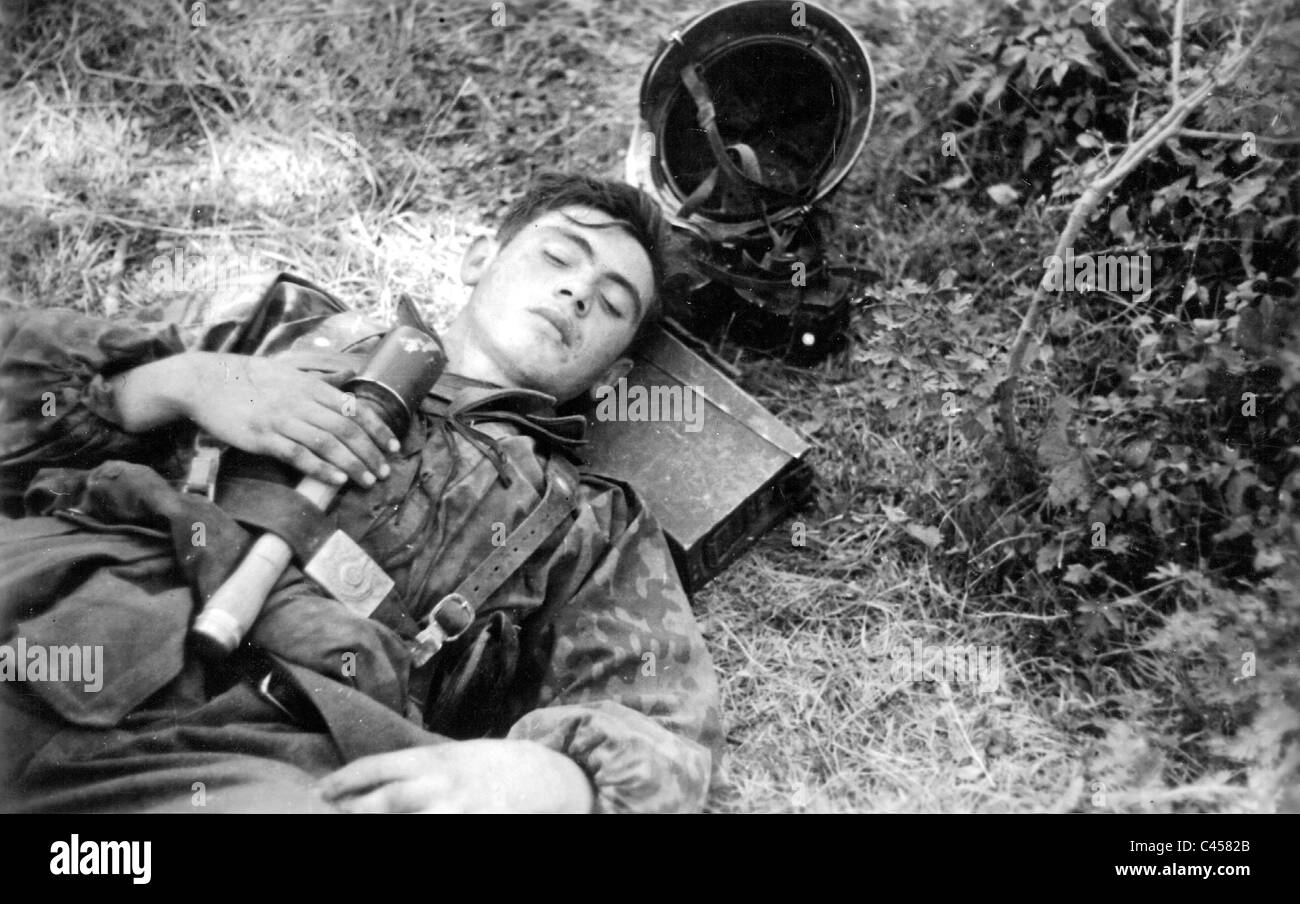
601,293 -> 625,319
544,250 -> 569,267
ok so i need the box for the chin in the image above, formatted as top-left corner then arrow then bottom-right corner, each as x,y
523,370 -> 579,401
494,354 -> 565,397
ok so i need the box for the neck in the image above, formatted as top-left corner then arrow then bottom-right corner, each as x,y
441,316 -> 512,389
440,313 -> 584,404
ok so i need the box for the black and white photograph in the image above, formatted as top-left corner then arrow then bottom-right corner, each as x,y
0,0 -> 1295,838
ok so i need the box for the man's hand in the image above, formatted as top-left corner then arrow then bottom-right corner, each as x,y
316,740 -> 596,813
112,351 -> 399,487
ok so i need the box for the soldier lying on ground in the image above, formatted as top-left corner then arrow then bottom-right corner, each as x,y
0,172 -> 722,813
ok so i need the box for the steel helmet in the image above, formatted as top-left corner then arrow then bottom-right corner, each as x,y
625,0 -> 876,361
626,0 -> 875,237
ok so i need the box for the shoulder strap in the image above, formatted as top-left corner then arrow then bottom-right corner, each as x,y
409,455 -> 579,668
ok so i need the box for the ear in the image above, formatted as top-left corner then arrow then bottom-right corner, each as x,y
460,236 -> 499,287
586,356 -> 635,402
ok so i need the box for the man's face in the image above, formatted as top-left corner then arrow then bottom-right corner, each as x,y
455,205 -> 654,402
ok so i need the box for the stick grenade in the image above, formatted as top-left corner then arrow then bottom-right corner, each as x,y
189,326 -> 446,659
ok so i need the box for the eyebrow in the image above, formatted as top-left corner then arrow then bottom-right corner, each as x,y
545,222 -> 646,320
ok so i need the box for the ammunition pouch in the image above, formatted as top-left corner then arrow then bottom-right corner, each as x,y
420,609 -> 525,738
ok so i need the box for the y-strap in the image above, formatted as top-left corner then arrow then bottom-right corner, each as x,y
409,458 -> 579,669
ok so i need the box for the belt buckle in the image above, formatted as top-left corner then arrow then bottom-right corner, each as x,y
184,437 -> 223,501
411,593 -> 474,668
430,593 -> 473,643
303,530 -> 394,618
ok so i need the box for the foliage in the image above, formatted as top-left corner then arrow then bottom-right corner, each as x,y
834,0 -> 1299,804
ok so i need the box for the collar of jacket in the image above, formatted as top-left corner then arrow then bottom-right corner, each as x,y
422,372 -> 589,451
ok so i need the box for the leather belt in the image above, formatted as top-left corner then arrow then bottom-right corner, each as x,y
410,458 -> 577,668
213,476 -> 393,619
215,476 -> 336,562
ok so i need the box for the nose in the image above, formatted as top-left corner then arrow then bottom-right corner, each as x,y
556,281 -> 592,317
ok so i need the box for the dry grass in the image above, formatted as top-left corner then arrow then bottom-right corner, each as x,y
3,0 -> 1295,813
702,555 -> 1081,813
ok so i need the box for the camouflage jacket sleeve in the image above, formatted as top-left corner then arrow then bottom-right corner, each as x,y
506,478 -> 724,813
0,308 -> 191,512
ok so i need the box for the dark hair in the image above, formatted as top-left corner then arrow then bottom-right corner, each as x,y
496,172 -> 671,348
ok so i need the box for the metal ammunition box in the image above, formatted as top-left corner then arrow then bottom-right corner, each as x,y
581,325 -> 814,594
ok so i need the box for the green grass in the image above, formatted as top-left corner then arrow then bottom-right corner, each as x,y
3,0 -> 1296,813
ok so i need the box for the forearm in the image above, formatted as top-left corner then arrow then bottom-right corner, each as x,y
0,308 -> 188,474
106,353 -> 198,433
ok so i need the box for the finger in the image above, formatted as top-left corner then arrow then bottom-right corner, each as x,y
352,402 -> 401,456
308,380 -> 355,415
314,384 -> 401,456
333,783 -> 404,814
317,750 -> 422,800
266,436 -> 348,486
356,778 -> 452,814
271,354 -> 356,387
283,419 -> 376,488
309,408 -> 391,480
315,369 -> 358,390
416,800 -> 470,814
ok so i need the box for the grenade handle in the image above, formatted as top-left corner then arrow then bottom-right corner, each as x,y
189,326 -> 446,659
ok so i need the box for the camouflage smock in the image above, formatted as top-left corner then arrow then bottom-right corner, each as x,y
0,278 -> 723,813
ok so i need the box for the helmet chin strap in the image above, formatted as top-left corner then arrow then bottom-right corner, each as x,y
675,62 -> 804,221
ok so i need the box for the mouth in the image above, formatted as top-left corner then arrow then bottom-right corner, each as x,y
528,307 -> 574,347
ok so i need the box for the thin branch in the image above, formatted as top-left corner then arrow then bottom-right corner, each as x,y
182,84 -> 224,186
1170,0 -> 1185,103
1095,3 -> 1141,78
1179,128 -> 1300,145
973,611 -> 1072,622
74,51 -> 225,89
996,16 -> 1277,452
